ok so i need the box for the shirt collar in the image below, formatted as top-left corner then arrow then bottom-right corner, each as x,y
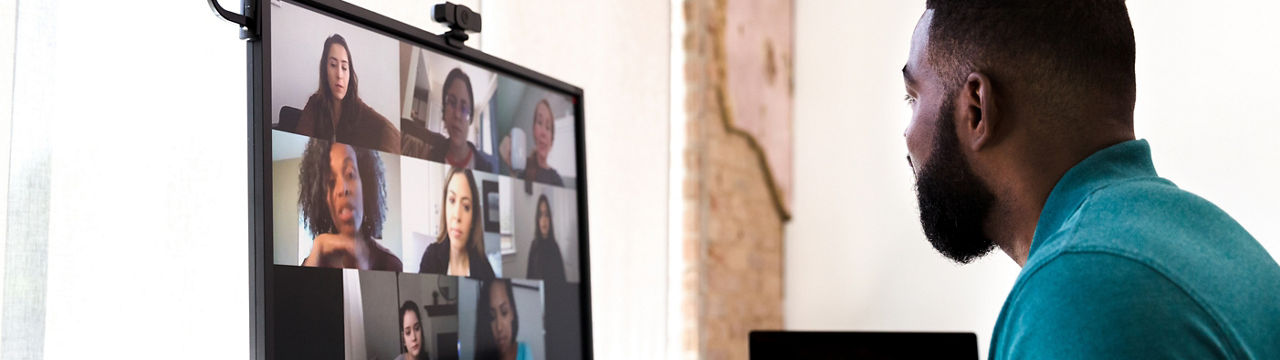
1028,139 -> 1158,257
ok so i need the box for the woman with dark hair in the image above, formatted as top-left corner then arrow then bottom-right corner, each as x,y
476,280 -> 532,360
397,301 -> 431,360
410,67 -> 498,172
296,34 -> 401,154
298,138 -> 402,271
419,167 -> 496,278
526,194 -> 566,281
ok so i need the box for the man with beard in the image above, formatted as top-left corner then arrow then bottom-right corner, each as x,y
902,1 -> 1280,358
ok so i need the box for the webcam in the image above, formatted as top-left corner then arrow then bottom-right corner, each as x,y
433,2 -> 481,47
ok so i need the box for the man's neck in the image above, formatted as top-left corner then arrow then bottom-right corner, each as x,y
991,132 -> 1135,267
989,196 -> 1040,267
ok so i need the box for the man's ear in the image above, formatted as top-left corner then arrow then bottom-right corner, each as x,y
959,72 -> 999,151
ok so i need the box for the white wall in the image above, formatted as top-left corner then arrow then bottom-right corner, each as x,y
787,1 -> 1280,359
479,2 -> 672,359
1128,0 -> 1280,252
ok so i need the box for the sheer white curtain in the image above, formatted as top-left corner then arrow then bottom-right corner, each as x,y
5,1 -> 249,358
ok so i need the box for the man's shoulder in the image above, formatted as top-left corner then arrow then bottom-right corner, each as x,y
994,252 -> 1231,359
1013,251 -> 1191,306
1071,176 -> 1238,238
1038,175 -> 1253,265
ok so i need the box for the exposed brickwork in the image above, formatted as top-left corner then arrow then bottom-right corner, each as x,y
680,0 -> 791,358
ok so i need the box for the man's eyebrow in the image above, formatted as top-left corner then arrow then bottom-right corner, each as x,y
902,65 -> 916,85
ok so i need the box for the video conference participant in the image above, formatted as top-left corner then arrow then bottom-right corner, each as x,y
298,139 -> 402,271
901,1 -> 1280,358
500,99 -> 564,187
295,34 -> 401,154
398,301 -> 431,360
411,68 -> 498,172
476,280 -> 533,360
419,167 -> 496,278
526,194 -> 566,282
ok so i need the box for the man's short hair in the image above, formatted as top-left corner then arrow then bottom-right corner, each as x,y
924,0 -> 1136,115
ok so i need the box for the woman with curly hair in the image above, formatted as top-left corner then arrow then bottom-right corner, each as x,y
298,138 -> 402,271
418,166 -> 495,278
295,34 -> 400,154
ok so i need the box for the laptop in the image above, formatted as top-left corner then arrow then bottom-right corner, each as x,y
749,331 -> 979,359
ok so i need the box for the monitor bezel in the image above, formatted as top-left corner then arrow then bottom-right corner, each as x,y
246,1 -> 593,358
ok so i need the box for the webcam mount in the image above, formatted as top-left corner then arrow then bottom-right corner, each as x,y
433,2 -> 481,48
208,0 -> 256,40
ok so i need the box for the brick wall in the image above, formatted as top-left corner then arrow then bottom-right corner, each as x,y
680,0 -> 792,358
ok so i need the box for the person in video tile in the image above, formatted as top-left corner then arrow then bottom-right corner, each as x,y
526,194 -> 566,282
296,34 -> 400,154
298,139 -> 402,271
398,300 -> 431,360
419,68 -> 498,171
419,167 -> 495,278
476,279 -> 532,360
522,100 -> 564,187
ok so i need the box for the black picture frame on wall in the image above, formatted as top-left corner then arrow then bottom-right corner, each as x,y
240,0 -> 592,358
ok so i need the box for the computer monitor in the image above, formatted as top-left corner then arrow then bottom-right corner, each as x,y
248,1 -> 591,359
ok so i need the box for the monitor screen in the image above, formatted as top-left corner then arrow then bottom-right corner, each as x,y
251,1 -> 590,359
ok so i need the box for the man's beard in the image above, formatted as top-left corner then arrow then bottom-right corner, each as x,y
913,99 -> 997,264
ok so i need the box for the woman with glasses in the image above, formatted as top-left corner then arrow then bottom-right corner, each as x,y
417,68 -> 498,172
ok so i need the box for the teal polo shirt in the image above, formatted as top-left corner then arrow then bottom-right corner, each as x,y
989,140 -> 1280,359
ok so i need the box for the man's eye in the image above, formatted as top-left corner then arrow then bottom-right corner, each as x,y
904,94 -> 917,106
